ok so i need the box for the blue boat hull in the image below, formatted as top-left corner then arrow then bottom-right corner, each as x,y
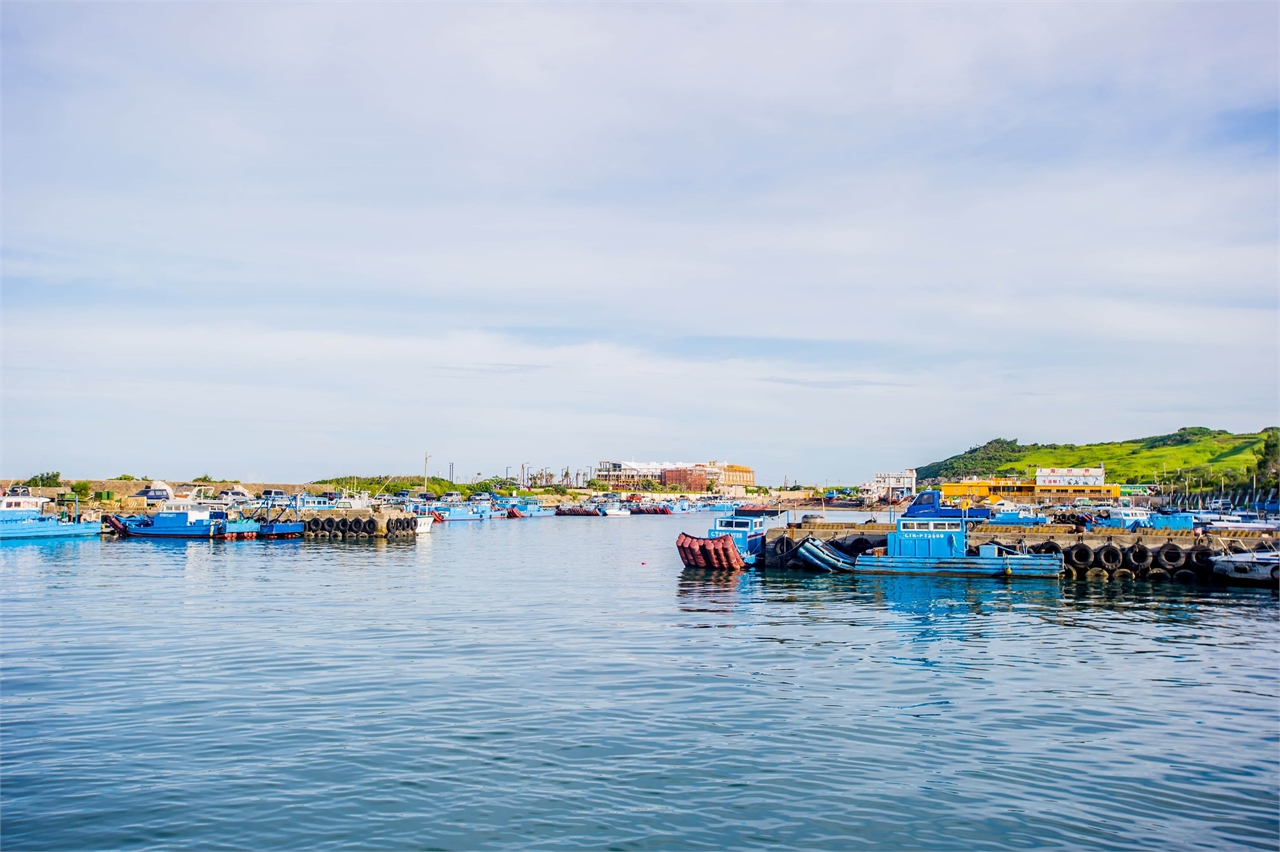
856,554 -> 1063,578
0,520 -> 101,540
126,524 -> 220,538
259,522 -> 304,538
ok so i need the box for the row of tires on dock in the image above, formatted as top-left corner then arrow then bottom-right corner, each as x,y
774,535 -> 1259,582
300,514 -> 417,539
1008,540 -> 1214,581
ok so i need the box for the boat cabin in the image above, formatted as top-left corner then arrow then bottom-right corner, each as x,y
888,519 -> 967,558
1,495 -> 49,520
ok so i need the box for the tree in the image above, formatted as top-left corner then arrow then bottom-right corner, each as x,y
24,472 -> 61,488
71,481 -> 92,497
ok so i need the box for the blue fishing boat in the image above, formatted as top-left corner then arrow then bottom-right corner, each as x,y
428,502 -> 486,522
259,521 -> 305,538
494,497 -> 555,518
253,500 -> 305,538
791,517 -> 1062,578
106,500 -> 224,538
0,494 -> 101,540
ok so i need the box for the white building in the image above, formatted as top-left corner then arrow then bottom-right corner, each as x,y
859,470 -> 917,501
1035,466 -> 1105,487
873,470 -> 917,493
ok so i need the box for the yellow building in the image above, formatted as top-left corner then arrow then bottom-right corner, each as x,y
939,478 -> 1119,504
719,464 -> 755,488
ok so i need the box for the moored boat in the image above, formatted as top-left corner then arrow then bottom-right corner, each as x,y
494,497 -> 555,518
1210,543 -> 1278,585
800,517 -> 1062,578
676,514 -> 767,568
0,494 -> 101,540
107,500 -> 223,538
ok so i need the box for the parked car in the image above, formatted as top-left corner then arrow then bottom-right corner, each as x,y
133,481 -> 176,504
6,485 -> 31,496
261,489 -> 288,503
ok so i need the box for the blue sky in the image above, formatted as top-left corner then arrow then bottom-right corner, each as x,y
3,3 -> 1277,485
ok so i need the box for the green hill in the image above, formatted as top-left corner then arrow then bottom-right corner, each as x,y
916,427 -> 1279,488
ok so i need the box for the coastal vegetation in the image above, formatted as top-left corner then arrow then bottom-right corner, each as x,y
23,472 -> 61,487
917,427 -> 1279,490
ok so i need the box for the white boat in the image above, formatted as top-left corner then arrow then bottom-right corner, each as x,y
1211,545 -> 1279,584
601,501 -> 631,517
332,491 -> 374,510
413,514 -> 434,534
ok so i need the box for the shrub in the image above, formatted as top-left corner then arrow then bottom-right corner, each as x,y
24,472 -> 61,488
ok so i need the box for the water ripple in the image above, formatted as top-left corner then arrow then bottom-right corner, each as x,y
3,519 -> 1277,850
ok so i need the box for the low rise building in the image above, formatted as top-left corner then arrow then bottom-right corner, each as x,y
595,460 -> 755,491
661,467 -> 708,491
938,467 -> 1120,504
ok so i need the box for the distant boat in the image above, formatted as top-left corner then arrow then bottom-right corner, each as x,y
494,497 -> 554,518
601,501 -> 631,517
0,494 -> 101,540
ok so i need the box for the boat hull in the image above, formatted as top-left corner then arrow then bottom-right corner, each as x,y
0,520 -> 102,540
855,554 -> 1063,578
259,522 -> 304,538
1211,553 -> 1279,585
124,523 -> 220,538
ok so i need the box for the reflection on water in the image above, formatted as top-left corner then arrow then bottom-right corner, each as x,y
4,517 -> 1277,851
678,565 -> 1279,624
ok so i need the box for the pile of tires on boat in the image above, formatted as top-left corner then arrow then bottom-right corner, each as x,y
629,505 -> 674,515
676,533 -> 746,569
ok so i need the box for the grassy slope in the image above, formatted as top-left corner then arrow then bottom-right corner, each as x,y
918,428 -> 1271,484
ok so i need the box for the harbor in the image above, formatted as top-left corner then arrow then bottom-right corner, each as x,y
4,511 -> 1276,851
5,468 -> 1276,587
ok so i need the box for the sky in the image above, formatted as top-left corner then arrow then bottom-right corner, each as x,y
2,2 -> 1277,485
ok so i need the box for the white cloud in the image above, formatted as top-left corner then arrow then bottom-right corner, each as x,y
2,2 -> 1276,483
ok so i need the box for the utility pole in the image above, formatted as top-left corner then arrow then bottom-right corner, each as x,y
449,462 -> 454,483
424,452 -> 430,493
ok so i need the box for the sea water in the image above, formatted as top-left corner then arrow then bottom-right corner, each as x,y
3,515 -> 1276,850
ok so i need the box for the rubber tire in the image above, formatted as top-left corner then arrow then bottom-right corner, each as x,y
1156,543 -> 1184,571
306,517 -> 322,533
1037,540 -> 1063,556
1125,544 -> 1152,570
1067,543 -> 1094,569
337,518 -> 349,533
322,516 -> 336,532
1096,544 -> 1123,570
364,517 -> 377,534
